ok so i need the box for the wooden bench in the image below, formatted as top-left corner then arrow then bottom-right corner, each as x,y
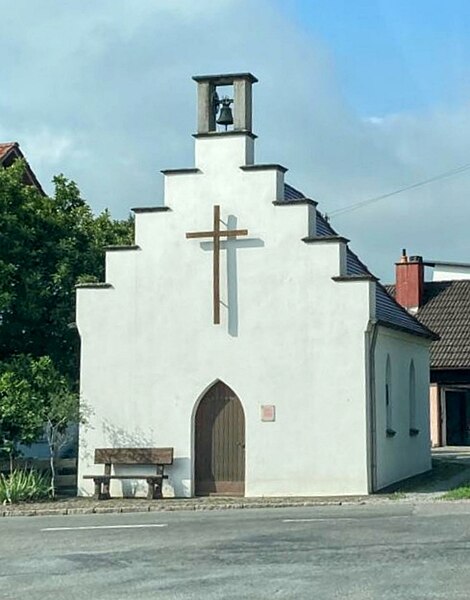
83,447 -> 173,500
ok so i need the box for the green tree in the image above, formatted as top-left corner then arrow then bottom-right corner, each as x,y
0,355 -> 85,496
0,160 -> 133,384
0,355 -> 45,468
0,159 -> 132,470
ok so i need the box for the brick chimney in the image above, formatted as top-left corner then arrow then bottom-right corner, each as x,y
395,249 -> 424,313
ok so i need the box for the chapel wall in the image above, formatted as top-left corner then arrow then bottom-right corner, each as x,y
76,240 -> 374,497
77,131 -> 375,498
373,327 -> 431,491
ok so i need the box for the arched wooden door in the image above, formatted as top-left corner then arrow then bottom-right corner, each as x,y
195,381 -> 245,496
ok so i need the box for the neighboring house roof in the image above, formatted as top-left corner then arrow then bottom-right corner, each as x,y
386,280 -> 470,369
282,183 -> 436,340
0,141 -> 45,195
0,142 -> 16,161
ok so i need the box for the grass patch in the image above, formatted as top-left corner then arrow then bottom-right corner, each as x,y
443,483 -> 470,500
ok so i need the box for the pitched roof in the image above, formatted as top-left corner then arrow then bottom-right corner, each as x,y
0,141 -> 45,195
387,280 -> 470,369
0,142 -> 18,161
282,183 -> 435,340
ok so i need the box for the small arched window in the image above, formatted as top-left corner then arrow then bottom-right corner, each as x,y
385,355 -> 395,436
409,360 -> 419,435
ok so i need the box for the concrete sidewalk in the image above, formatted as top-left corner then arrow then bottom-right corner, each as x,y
1,494 -> 375,518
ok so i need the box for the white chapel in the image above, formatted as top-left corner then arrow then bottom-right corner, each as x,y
77,73 -> 435,498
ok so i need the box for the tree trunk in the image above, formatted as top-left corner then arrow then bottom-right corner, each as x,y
49,446 -> 56,499
46,423 -> 56,499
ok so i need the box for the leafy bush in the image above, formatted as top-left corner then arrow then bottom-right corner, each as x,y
0,469 -> 51,504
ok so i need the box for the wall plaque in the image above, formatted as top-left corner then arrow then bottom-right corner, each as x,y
261,405 -> 276,422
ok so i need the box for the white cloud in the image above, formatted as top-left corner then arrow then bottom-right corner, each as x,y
363,116 -> 385,125
20,130 -> 79,165
0,0 -> 469,280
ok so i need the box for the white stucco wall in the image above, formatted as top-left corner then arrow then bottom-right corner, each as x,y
373,327 -> 431,490
77,133 -> 376,497
433,265 -> 470,281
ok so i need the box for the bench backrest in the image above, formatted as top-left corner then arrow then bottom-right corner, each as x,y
94,447 -> 173,465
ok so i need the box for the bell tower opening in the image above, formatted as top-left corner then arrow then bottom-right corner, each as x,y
192,73 -> 258,135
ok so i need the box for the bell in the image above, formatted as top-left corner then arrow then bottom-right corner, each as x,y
216,97 -> 234,129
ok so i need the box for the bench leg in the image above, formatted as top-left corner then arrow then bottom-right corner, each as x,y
93,478 -> 111,500
93,478 -> 102,500
147,478 -> 163,500
101,479 -> 111,500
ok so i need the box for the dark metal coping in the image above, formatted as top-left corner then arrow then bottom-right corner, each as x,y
193,131 -> 257,140
241,164 -> 288,173
302,235 -> 350,244
131,206 -> 171,214
431,369 -> 470,385
192,73 -> 258,84
433,366 -> 470,371
332,275 -> 378,282
105,245 -> 141,252
376,319 -> 439,341
76,283 -> 113,289
160,168 -> 201,175
274,199 -> 318,207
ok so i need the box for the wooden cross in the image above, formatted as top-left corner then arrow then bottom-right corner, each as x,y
186,205 -> 248,324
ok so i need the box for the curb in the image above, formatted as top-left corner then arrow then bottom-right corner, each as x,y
1,497 -> 374,518
2,493 -> 456,518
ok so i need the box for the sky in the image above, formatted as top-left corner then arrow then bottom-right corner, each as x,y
1,0 -> 470,280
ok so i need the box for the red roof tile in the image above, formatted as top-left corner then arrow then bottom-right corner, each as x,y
0,141 -> 45,195
0,142 -> 18,162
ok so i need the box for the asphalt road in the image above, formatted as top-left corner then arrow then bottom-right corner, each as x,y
2,502 -> 470,599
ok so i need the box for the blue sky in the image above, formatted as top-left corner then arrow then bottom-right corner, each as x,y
276,0 -> 470,114
1,0 -> 469,280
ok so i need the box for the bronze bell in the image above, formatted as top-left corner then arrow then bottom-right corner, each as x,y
216,97 -> 234,129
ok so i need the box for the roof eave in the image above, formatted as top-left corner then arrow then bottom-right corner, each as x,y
376,318 -> 439,341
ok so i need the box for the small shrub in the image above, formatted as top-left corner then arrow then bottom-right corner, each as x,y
0,469 -> 51,504
76,274 -> 99,284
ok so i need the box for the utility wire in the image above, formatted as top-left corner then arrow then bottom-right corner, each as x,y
328,162 -> 470,218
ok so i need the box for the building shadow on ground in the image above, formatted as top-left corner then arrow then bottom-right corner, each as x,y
379,448 -> 470,495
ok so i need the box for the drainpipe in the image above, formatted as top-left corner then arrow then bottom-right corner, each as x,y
367,319 -> 379,492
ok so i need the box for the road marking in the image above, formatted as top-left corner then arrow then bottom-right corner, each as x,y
283,515 -> 406,523
41,523 -> 168,532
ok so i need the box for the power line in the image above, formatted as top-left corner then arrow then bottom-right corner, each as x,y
328,162 -> 470,218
